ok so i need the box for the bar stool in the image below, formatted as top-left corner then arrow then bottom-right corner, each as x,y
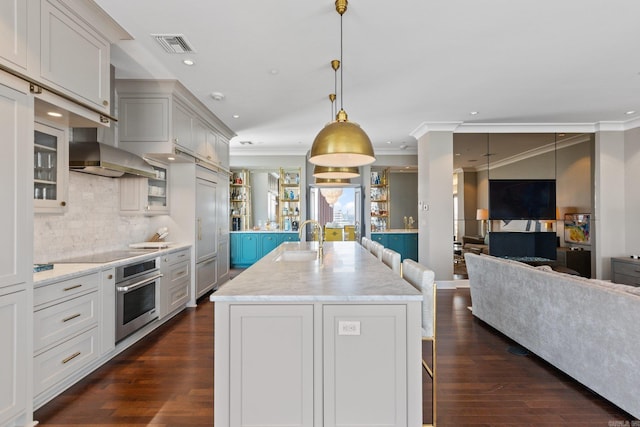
361,236 -> 372,250
369,240 -> 383,260
382,248 -> 401,275
402,259 -> 437,427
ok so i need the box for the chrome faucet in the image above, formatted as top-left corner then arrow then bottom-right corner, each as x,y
298,219 -> 323,260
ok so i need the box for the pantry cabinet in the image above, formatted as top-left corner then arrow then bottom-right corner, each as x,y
0,72 -> 33,427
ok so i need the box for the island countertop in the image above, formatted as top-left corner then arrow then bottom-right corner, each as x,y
210,241 -> 421,302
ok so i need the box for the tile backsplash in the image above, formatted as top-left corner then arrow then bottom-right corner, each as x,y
33,172 -> 166,263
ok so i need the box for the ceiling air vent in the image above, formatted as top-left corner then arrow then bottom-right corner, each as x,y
238,141 -> 253,145
151,34 -> 196,54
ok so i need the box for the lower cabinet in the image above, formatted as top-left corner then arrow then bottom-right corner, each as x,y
160,249 -> 191,318
371,232 -> 418,261
217,302 -> 415,427
0,288 -> 28,427
231,232 -> 300,268
33,271 -> 101,403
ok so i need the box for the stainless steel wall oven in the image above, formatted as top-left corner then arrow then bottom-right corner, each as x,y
115,257 -> 162,342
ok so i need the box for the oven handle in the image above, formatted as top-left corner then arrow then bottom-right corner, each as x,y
116,273 -> 163,292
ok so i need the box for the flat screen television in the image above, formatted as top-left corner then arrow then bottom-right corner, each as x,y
489,179 -> 556,220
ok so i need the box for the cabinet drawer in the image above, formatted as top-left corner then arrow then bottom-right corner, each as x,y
168,260 -> 190,285
34,327 -> 99,396
612,272 -> 640,287
35,272 -> 100,307
167,281 -> 190,313
612,261 -> 640,278
162,250 -> 190,266
34,291 -> 99,353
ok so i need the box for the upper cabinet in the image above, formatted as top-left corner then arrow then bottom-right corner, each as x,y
34,121 -> 68,214
39,0 -> 111,113
0,0 -> 29,73
117,80 -> 235,171
0,1 -> 130,119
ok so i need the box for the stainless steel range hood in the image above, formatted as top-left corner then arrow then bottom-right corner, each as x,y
69,141 -> 156,178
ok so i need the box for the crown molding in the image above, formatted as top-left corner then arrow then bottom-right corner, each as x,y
410,122 -> 463,139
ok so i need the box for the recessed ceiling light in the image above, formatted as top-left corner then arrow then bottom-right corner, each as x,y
182,59 -> 195,66
400,144 -> 408,150
47,111 -> 63,117
232,114 -> 240,119
211,92 -> 225,101
167,156 -> 175,161
470,111 -> 479,115
269,69 -> 279,75
386,141 -> 392,144
625,110 -> 636,115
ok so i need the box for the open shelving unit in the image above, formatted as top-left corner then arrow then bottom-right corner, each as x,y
278,167 -> 301,231
230,170 -> 251,231
370,167 -> 390,231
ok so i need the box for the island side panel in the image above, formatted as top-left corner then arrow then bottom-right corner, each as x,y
213,302 -> 230,427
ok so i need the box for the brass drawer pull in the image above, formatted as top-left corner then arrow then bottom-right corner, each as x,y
62,351 -> 81,364
63,284 -> 82,292
62,313 -> 81,323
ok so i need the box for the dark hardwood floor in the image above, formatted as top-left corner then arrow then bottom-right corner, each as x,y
35,288 -> 636,426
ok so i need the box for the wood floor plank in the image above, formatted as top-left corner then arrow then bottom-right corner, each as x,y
35,288 -> 637,426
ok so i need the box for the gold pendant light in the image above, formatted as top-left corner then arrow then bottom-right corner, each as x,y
313,165 -> 360,179
315,177 -> 351,187
309,0 -> 375,167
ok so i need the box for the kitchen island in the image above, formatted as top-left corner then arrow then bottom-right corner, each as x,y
211,241 -> 423,427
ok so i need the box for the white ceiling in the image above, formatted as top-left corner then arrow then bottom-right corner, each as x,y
95,0 -> 640,158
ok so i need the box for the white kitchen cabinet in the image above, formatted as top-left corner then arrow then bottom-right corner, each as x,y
229,304 -> 314,426
0,0 -> 29,72
39,0 -> 111,113
99,267 -> 115,356
34,120 -> 69,214
33,270 -> 101,404
0,71 -> 33,427
323,305 -> 407,427
120,161 -> 169,215
117,79 -> 234,169
159,249 -> 191,318
216,301 -> 417,427
0,288 -> 29,427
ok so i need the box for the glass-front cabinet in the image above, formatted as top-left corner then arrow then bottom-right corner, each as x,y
147,163 -> 169,213
34,122 -> 68,213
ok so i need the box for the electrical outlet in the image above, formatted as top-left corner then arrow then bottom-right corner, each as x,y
338,320 -> 361,336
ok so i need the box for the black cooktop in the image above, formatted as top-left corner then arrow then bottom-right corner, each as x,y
54,249 -> 158,264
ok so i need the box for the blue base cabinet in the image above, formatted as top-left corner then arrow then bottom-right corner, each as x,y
371,232 -> 418,262
231,232 -> 300,268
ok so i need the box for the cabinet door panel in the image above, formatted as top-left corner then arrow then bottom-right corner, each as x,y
120,97 -> 169,142
239,235 -> 258,264
172,102 -> 193,152
0,289 -> 27,426
0,0 -> 28,71
0,77 -> 30,289
323,304 -> 407,427
40,0 -> 109,111
230,305 -> 314,427
260,233 -> 278,255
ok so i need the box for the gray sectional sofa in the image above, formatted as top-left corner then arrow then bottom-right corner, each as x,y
465,253 -> 640,419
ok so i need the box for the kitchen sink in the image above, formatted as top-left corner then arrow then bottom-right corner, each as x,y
274,250 -> 318,262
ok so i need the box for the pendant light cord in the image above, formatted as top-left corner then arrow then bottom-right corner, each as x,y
340,13 -> 344,111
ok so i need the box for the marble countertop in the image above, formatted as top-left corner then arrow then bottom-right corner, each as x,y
211,241 -> 421,302
33,244 -> 191,287
371,229 -> 418,234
